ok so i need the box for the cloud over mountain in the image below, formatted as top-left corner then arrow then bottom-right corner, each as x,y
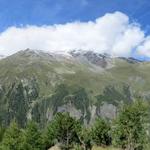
0,11 -> 149,57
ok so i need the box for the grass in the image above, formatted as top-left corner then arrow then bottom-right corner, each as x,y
92,146 -> 121,150
2,51 -> 150,103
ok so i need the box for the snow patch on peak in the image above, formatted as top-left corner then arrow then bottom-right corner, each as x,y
20,48 -> 72,58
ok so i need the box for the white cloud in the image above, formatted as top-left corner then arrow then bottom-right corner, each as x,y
112,26 -> 144,56
137,37 -> 150,57
0,11 -> 148,57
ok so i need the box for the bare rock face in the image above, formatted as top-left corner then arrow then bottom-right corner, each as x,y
89,105 -> 97,125
83,51 -> 108,67
99,103 -> 117,119
57,103 -> 82,120
70,50 -> 111,68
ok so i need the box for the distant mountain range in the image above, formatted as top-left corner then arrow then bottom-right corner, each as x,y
0,49 -> 149,127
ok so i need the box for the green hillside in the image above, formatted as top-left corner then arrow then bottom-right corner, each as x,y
0,49 -> 150,127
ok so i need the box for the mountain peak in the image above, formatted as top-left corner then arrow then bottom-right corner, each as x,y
11,48 -> 54,60
1,49 -> 144,66
18,48 -> 49,56
69,50 -> 112,68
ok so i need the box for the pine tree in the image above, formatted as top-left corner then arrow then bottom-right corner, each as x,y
0,121 -> 23,150
91,118 -> 111,146
0,126 -> 5,143
23,121 -> 43,150
77,127 -> 92,150
44,112 -> 81,149
112,100 -> 149,150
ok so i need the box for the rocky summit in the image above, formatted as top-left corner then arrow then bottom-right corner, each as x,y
0,49 -> 149,127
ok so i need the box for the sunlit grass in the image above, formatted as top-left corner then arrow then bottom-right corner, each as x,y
92,146 -> 121,150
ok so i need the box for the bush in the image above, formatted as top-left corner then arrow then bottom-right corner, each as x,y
91,118 -> 112,146
112,100 -> 149,150
44,112 -> 82,149
0,121 -> 23,150
23,121 -> 43,150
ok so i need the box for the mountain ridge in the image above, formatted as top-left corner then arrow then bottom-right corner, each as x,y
0,48 -> 146,63
0,49 -> 150,127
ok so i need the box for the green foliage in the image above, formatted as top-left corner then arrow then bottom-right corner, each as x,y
77,127 -> 92,150
0,126 -> 5,143
23,121 -> 43,150
112,100 -> 149,150
72,87 -> 89,112
0,121 -> 23,150
31,96 -> 53,127
6,82 -> 28,127
31,84 -> 69,126
31,102 -> 41,125
72,87 -> 91,122
2,49 -> 150,130
43,119 -> 57,149
32,85 -> 92,127
44,112 -> 82,149
52,84 -> 69,112
0,106 -> 149,150
96,85 -> 132,107
91,118 -> 111,146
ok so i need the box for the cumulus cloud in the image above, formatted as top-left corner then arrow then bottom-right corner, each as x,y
0,11 -> 148,57
137,37 -> 150,57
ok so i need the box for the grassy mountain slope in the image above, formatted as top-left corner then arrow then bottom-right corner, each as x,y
0,49 -> 150,127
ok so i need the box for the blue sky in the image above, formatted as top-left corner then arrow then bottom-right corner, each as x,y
0,0 -> 150,59
0,0 -> 150,32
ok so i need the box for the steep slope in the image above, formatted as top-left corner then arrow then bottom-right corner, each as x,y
0,49 -> 149,127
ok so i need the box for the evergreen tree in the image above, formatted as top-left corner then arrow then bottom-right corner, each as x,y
44,112 -> 81,150
112,100 -> 149,150
23,121 -> 43,150
0,121 -> 23,150
91,118 -> 111,146
77,127 -> 92,150
0,126 -> 5,143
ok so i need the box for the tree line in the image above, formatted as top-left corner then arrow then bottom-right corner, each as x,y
0,100 -> 149,150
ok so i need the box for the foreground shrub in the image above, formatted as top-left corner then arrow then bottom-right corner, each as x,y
0,121 -> 23,150
91,118 -> 111,146
44,112 -> 82,149
112,100 -> 149,150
